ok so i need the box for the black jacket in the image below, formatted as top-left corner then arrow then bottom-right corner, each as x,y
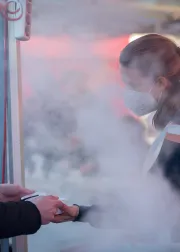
0,201 -> 41,239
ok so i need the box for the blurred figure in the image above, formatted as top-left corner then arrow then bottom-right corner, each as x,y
23,94 -> 77,177
68,135 -> 99,176
23,91 -> 99,178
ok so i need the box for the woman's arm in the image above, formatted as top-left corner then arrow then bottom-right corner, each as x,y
53,203 -> 120,228
0,201 -> 41,239
53,204 -> 103,227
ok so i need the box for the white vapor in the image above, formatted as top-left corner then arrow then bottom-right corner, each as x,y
20,1 -> 180,251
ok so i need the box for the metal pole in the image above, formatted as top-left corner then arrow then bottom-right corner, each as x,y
7,2 -> 27,252
0,11 -> 10,252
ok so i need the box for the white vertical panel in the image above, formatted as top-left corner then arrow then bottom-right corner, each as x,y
8,2 -> 27,252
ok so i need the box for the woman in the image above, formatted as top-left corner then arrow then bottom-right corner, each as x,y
53,34 -> 180,227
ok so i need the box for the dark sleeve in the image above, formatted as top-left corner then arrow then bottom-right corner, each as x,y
73,204 -> 119,228
73,205 -> 100,226
73,205 -> 96,222
0,201 -> 41,239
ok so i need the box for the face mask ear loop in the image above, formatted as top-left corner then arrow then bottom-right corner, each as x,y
148,87 -> 153,94
149,85 -> 163,106
158,91 -> 163,104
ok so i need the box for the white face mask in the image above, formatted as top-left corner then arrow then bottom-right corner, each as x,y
123,89 -> 158,116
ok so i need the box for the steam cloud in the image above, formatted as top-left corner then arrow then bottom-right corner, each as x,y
20,1 -> 180,251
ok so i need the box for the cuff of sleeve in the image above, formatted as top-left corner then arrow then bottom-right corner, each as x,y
73,204 -> 90,222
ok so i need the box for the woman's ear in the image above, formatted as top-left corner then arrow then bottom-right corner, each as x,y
156,76 -> 171,91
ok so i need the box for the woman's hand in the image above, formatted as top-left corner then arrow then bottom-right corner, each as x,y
0,184 -> 34,202
52,203 -> 79,223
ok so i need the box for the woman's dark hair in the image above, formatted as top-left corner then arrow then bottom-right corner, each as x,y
119,33 -> 180,129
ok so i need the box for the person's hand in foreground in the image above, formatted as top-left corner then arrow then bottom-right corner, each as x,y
30,195 -> 64,225
0,184 -> 34,202
52,202 -> 79,223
